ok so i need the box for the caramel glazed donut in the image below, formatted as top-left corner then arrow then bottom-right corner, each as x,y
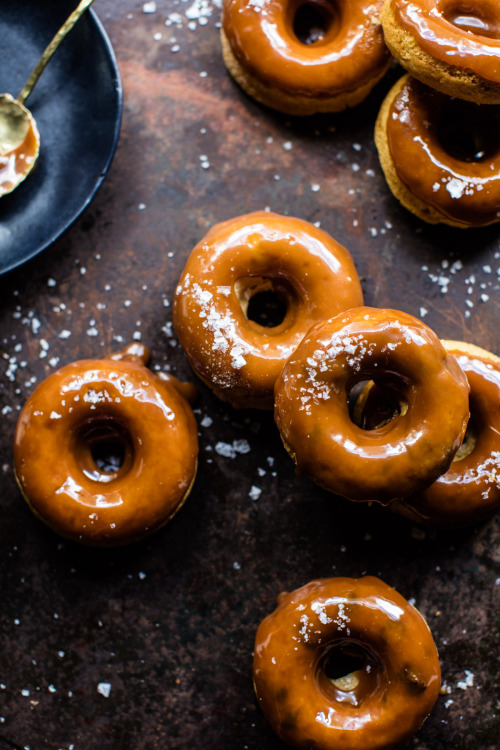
173,211 -> 363,409
380,0 -> 500,104
253,576 -> 441,750
13,344 -> 199,547
375,74 -> 500,227
221,0 -> 391,115
274,307 -> 470,503
376,341 -> 500,525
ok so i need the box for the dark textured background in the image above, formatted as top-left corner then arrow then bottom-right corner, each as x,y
0,1 -> 499,748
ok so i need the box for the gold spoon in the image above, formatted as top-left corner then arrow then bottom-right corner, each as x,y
0,0 -> 96,197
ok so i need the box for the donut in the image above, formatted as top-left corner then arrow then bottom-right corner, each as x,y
274,307 -> 470,503
220,0 -> 391,115
375,74 -> 500,227
173,211 -> 363,409
13,344 -> 199,546
380,0 -> 500,103
394,341 -> 500,525
253,576 -> 441,750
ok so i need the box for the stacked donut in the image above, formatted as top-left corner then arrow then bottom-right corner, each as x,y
375,0 -> 500,227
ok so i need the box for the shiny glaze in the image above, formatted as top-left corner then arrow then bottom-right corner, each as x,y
390,0 -> 500,81
253,576 -> 441,750
222,0 -> 390,96
173,211 -> 363,409
13,344 -> 198,546
386,75 -> 500,227
0,118 -> 39,196
399,341 -> 500,525
274,307 -> 469,502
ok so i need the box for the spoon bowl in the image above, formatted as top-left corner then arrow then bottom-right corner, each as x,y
0,0 -> 95,197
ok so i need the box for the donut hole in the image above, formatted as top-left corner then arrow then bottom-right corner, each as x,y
235,276 -> 294,330
318,641 -> 381,704
349,379 -> 408,430
436,100 -> 500,162
453,416 -> 478,461
75,418 -> 134,483
440,1 -> 500,39
291,0 -> 340,45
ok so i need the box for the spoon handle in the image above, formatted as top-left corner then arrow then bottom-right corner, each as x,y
18,0 -> 96,105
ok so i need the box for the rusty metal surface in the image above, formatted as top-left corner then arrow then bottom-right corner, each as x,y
0,1 -> 499,748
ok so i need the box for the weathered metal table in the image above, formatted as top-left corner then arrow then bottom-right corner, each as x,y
0,1 -> 498,748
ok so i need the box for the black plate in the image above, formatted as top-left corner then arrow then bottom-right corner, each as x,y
0,0 -> 122,274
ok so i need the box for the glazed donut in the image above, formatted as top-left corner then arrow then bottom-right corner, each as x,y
221,0 -> 391,115
13,344 -> 199,546
395,341 -> 500,525
253,576 -> 441,750
380,0 -> 500,103
173,211 -> 363,409
375,74 -> 500,227
274,307 -> 470,503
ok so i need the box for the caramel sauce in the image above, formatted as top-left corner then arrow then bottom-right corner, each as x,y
391,0 -> 500,81
222,0 -> 390,96
0,119 -> 39,196
386,76 -> 500,226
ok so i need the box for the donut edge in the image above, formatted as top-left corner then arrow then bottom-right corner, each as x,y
391,339 -> 500,526
380,0 -> 500,105
221,29 -> 390,116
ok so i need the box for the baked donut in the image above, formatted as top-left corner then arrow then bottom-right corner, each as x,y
395,341 -> 500,525
173,211 -> 363,409
375,74 -> 500,227
380,0 -> 500,104
221,0 -> 391,115
13,344 -> 199,546
274,307 -> 470,503
253,576 -> 441,750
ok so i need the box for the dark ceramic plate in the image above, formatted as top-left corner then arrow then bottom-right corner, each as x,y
0,0 -> 122,274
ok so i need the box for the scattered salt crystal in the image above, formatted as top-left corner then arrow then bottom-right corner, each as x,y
97,682 -> 112,697
249,485 -> 262,501
143,2 -> 157,12
457,670 -> 474,690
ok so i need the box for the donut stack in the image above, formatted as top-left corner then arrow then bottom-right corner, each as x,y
375,0 -> 500,227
